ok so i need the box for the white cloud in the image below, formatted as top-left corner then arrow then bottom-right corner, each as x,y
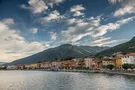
44,10 -> 60,20
73,11 -> 84,16
92,37 -> 111,44
108,0 -> 124,4
2,18 -> 14,25
50,0 -> 64,4
70,5 -> 85,17
47,0 -> 65,8
66,18 -> 84,25
21,0 -> 48,14
58,16 -> 135,46
49,31 -> 57,41
114,6 -> 135,17
21,0 -> 65,14
38,10 -> 65,24
111,0 -> 135,17
31,28 -> 38,34
91,37 -> 117,46
70,5 -> 85,12
92,16 -> 135,37
91,37 -> 127,46
59,16 -> 100,43
66,18 -> 76,25
0,18 -> 49,62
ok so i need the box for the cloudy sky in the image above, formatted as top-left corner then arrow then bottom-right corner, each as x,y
0,0 -> 135,62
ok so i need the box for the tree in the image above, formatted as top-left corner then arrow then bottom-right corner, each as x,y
122,64 -> 129,70
0,66 -> 6,70
98,56 -> 103,59
107,64 -> 114,70
37,61 -> 42,63
133,65 -> 135,69
128,64 -> 134,69
63,57 -> 75,60
55,58 -> 58,60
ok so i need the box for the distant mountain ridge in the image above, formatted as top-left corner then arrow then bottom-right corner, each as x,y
96,36 -> 135,57
0,62 -> 7,65
6,44 -> 109,65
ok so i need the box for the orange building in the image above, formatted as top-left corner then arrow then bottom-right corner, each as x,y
70,59 -> 78,69
64,60 -> 72,69
91,59 -> 102,69
76,58 -> 85,69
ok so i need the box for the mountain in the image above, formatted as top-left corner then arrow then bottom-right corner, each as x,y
0,62 -> 7,65
96,36 -> 135,57
7,44 -> 108,65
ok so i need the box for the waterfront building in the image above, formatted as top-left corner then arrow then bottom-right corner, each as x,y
25,64 -> 31,69
122,53 -> 135,64
25,63 -> 41,69
63,60 -> 72,69
51,61 -> 57,69
77,58 -> 85,69
91,59 -> 102,69
84,58 -> 93,69
59,59 -> 78,69
7,65 -> 17,70
102,59 -> 115,67
60,61 -> 65,69
40,62 -> 52,69
56,61 -> 62,69
51,61 -> 61,70
30,63 -> 40,69
16,65 -> 25,69
115,54 -> 123,69
70,59 -> 78,69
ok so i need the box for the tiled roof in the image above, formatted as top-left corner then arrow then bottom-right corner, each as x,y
124,53 -> 135,56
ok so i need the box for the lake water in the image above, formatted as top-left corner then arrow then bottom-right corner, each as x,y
0,71 -> 135,90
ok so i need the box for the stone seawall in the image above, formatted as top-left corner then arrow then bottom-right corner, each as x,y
38,69 -> 135,76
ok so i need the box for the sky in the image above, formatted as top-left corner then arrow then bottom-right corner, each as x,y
0,0 -> 135,62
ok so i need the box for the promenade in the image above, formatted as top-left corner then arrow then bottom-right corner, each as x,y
38,69 -> 135,76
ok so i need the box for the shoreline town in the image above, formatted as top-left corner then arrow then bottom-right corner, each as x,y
1,52 -> 135,76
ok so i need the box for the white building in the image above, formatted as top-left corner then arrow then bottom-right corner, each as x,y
84,58 -> 93,68
51,61 -> 61,69
122,53 -> 135,64
7,65 -> 17,70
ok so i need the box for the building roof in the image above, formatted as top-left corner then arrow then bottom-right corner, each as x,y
116,54 -> 123,57
103,58 -> 115,61
115,54 -> 123,59
124,53 -> 135,56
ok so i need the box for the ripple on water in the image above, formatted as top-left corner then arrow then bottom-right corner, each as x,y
0,71 -> 135,90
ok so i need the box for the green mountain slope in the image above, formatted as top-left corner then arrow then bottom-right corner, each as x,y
7,44 -> 108,65
96,36 -> 135,57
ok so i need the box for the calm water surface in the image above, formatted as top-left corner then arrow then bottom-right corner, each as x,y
0,71 -> 135,90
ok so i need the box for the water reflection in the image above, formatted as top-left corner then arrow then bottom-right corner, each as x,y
0,71 -> 135,90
